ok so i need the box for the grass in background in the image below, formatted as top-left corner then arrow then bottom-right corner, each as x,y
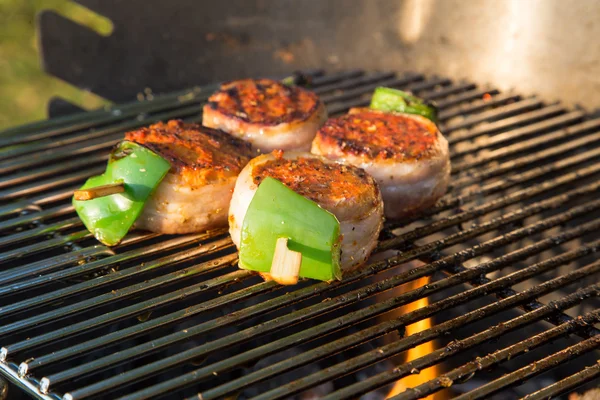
0,0 -> 112,129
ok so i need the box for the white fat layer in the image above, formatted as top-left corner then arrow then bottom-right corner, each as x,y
203,104 -> 327,154
136,173 -> 235,234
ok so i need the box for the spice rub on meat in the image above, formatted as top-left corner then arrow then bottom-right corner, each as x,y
252,156 -> 380,220
312,108 -> 450,219
229,151 -> 384,272
316,108 -> 439,161
126,120 -> 253,234
203,79 -> 327,153
126,120 -> 252,187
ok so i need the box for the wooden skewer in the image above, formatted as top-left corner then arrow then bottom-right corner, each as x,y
270,237 -> 302,285
74,183 -> 125,201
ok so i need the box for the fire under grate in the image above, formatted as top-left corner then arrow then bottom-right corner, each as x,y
0,70 -> 598,400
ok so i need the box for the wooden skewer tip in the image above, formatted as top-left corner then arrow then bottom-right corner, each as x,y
74,182 -> 125,201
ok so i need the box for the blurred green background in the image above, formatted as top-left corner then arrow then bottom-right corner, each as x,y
0,0 -> 112,130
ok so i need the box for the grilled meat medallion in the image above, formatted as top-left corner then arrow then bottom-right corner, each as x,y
203,79 -> 327,153
229,151 -> 384,272
311,108 -> 450,219
125,120 -> 253,234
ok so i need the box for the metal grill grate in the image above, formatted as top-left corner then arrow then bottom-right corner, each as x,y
0,70 -> 598,400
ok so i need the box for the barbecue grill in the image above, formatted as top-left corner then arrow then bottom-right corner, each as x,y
0,69 -> 599,400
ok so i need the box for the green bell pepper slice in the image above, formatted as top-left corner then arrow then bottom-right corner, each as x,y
370,86 -> 438,122
73,141 -> 171,246
239,177 -> 342,283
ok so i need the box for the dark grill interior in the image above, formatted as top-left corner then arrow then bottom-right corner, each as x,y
0,70 -> 599,400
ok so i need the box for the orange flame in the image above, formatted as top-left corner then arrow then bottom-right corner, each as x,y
385,276 -> 442,400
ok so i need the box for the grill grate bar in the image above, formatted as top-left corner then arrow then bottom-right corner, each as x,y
9,260 -> 249,375
0,104 -> 191,162
0,233 -> 209,296
521,359 -> 600,400
114,231 -> 160,246
0,201 -> 41,219
0,245 -> 111,287
0,215 -> 171,262
450,129 -> 600,191
389,301 -> 600,400
450,315 -> 600,400
452,96 -> 539,122
0,362 -> 53,400
27,198 -> 597,390
0,73 -> 421,175
323,76 -> 461,116
0,136 -> 123,175
0,95 -> 204,150
0,241 -> 234,339
26,175 -> 600,378
0,230 -> 91,264
38,280 -> 281,385
27,186 -> 79,207
1,93 -> 567,203
419,81 -> 477,100
324,282 -> 599,400
11,177 -> 600,394
434,88 -> 499,109
452,118 -> 600,172
0,154 -> 107,190
0,205 -> 72,232
1,71 -> 599,400
404,145 -> 600,225
0,79 -> 512,217
450,109 -> 584,156
380,162 -> 600,251
200,244 -> 600,400
448,104 -> 570,145
0,167 -> 104,201
0,216 -> 81,249
0,84 -> 217,138
444,261 -> 600,340
0,70 -> 336,150
0,76 -> 491,183
257,275 -> 600,400
320,75 -> 420,105
305,69 -> 361,87
5,138 -> 598,296
0,70 -> 327,140
63,203 -> 600,400
312,71 -> 398,95
329,89 -> 520,121
0,101 -> 201,167
129,255 -> 600,400
443,97 -> 543,133
438,92 -> 521,121
405,77 -> 452,92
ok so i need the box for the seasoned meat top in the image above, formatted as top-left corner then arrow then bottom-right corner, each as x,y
125,120 -> 253,186
316,109 -> 440,162
206,79 -> 322,126
251,154 -> 380,215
